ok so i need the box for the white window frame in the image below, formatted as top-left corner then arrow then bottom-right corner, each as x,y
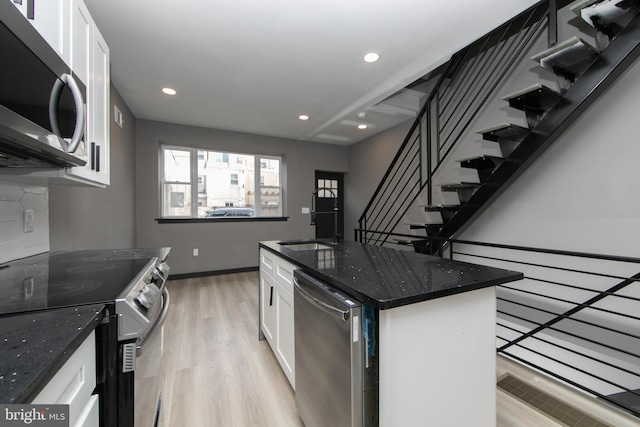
160,145 -> 283,218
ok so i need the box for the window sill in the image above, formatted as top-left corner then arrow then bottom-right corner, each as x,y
156,216 -> 289,224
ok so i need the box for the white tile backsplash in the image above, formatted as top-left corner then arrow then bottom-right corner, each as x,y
0,181 -> 49,263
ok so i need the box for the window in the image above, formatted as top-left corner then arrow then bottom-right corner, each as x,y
215,152 -> 229,163
161,146 -> 283,218
317,178 -> 338,198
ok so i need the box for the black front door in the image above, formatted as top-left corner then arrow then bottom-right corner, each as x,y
314,171 -> 344,241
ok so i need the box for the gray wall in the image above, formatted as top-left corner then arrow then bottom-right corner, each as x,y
49,85 -> 136,251
134,120 -> 349,275
344,120 -> 412,241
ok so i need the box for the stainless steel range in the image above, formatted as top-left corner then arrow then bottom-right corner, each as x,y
0,248 -> 171,427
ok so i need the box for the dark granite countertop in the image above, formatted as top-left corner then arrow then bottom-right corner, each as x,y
0,304 -> 105,404
48,247 -> 171,262
260,240 -> 523,310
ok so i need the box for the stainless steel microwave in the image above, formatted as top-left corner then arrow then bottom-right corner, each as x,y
0,1 -> 87,168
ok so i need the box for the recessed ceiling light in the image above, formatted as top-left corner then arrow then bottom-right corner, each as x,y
298,114 -> 310,121
358,124 -> 368,130
363,52 -> 380,63
162,87 -> 177,95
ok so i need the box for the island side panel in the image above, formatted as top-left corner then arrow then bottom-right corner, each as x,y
378,286 -> 497,427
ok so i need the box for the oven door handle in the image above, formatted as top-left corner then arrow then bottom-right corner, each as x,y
136,287 -> 170,356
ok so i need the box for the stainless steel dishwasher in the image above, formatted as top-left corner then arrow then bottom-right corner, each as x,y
294,270 -> 368,427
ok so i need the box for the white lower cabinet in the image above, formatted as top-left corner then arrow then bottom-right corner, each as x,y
260,267 -> 276,344
259,249 -> 296,389
74,394 -> 99,427
275,280 -> 294,386
32,330 -> 99,427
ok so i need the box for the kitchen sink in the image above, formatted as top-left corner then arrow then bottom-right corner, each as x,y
278,241 -> 336,251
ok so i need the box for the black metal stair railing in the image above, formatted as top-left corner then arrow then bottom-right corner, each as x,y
353,228 -> 640,418
357,1 -> 551,246
358,0 -> 640,254
437,9 -> 640,247
449,239 -> 640,419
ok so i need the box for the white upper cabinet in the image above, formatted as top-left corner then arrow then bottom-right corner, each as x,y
89,28 -> 110,185
11,0 -> 71,65
66,0 -> 110,186
7,0 -> 111,187
70,0 -> 90,85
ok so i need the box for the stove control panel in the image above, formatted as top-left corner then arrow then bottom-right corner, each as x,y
116,258 -> 170,342
134,284 -> 160,309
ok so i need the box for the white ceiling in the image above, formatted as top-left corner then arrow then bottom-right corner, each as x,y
84,0 -> 538,146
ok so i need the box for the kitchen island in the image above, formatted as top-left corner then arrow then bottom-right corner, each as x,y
259,239 -> 523,427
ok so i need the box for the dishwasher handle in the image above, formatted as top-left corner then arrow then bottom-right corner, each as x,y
294,277 -> 350,322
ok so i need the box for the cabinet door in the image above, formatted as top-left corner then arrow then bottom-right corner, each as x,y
86,25 -> 110,185
275,283 -> 295,388
12,0 -> 71,65
67,0 -> 110,186
70,0 -> 91,85
260,270 -> 276,345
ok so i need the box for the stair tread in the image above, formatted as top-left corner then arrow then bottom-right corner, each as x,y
408,222 -> 443,228
422,204 -> 460,211
477,123 -> 530,142
570,0 -> 602,14
572,0 -> 640,32
393,239 -> 418,245
532,36 -> 599,77
457,155 -> 504,170
456,154 -> 503,162
502,84 -> 562,112
439,182 -> 481,189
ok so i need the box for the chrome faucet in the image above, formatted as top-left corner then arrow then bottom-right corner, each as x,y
311,187 -> 339,243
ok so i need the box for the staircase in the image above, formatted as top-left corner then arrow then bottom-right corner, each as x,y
357,0 -> 640,255
358,1 -> 640,419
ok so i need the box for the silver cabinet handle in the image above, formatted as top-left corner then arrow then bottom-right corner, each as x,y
49,73 -> 85,154
294,277 -> 349,322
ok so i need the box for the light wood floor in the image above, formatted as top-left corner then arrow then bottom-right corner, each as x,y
134,272 -> 631,427
136,272 -> 303,427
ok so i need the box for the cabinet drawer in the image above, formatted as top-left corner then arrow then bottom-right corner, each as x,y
275,257 -> 296,294
75,394 -> 99,427
32,331 -> 96,427
260,249 -> 275,277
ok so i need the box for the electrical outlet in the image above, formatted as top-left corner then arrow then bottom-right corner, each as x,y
193,248 -> 199,257
23,209 -> 34,233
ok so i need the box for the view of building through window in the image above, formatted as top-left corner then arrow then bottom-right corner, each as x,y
161,147 -> 282,218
